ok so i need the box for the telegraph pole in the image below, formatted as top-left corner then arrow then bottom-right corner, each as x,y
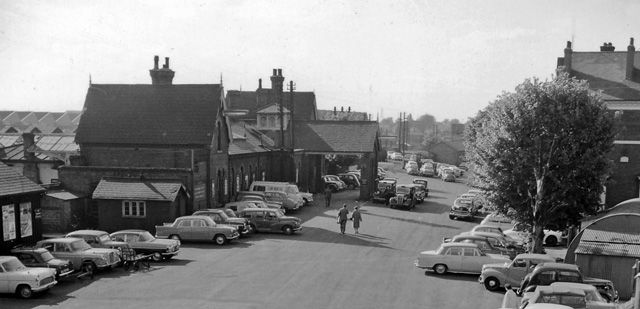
288,80 -> 296,150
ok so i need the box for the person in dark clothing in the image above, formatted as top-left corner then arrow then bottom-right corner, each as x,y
337,204 -> 349,234
324,186 -> 333,208
351,206 -> 362,234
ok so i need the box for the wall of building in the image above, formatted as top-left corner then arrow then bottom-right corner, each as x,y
81,145 -> 208,168
41,197 -> 88,234
575,253 -> 634,300
0,192 -> 43,253
96,198 -> 179,233
605,144 -> 640,207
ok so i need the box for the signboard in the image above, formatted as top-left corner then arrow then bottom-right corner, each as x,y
20,202 -> 32,238
194,184 -> 206,201
2,204 -> 16,241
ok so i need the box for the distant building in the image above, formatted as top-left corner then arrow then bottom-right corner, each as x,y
317,107 -> 368,121
557,38 -> 640,207
0,110 -> 81,134
429,140 -> 465,166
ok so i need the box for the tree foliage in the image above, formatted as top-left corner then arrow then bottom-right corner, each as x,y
465,74 -> 615,253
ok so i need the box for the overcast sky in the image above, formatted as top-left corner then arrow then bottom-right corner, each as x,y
1,0 -> 639,121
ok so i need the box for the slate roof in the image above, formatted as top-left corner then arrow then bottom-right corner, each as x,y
0,161 -> 45,197
317,110 -> 368,121
226,89 -> 317,121
293,120 -> 378,153
76,84 -> 222,146
92,178 -> 187,201
228,121 -> 274,155
568,51 -> 640,100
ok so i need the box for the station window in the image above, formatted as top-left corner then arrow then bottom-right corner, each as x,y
122,201 -> 146,218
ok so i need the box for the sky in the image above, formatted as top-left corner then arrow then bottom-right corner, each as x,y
1,0 -> 640,122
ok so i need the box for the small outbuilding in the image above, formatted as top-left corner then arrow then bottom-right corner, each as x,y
92,177 -> 189,233
565,212 -> 640,300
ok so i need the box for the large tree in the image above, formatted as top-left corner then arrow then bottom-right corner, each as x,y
465,74 -> 615,253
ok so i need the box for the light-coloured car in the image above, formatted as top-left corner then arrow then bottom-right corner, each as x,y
521,283 -> 616,309
155,215 -> 240,245
110,230 -> 180,261
34,238 -> 121,273
481,213 -> 515,230
405,161 -> 418,171
504,225 -> 565,247
414,242 -> 510,275
441,169 -> 456,182
65,229 -> 129,253
0,256 -> 57,298
479,253 -> 556,291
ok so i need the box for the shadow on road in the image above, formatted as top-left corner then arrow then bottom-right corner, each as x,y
365,212 -> 458,230
423,271 -> 480,283
265,226 -> 397,250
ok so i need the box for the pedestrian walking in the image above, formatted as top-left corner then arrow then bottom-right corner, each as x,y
324,185 -> 332,208
351,206 -> 362,234
337,204 -> 349,234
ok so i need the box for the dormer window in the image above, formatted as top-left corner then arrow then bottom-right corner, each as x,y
256,104 -> 290,130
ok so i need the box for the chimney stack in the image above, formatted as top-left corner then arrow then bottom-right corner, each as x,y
348,106 -> 351,113
627,37 -> 635,80
341,106 -> 344,112
258,78 -> 262,89
564,41 -> 573,73
150,55 -> 175,85
270,68 -> 284,104
600,42 -> 615,52
333,106 -> 337,115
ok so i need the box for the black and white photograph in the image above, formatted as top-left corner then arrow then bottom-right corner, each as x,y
0,1 -> 639,308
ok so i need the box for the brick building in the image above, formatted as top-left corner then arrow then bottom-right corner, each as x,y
557,38 -> 640,207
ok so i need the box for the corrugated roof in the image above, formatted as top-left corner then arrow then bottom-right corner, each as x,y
0,161 -> 45,197
575,241 -> 640,258
293,120 -> 378,153
581,229 -> 640,244
76,84 -> 222,146
92,178 -> 186,201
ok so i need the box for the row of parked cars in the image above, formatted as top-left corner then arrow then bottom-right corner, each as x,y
372,177 -> 429,208
322,168 -> 387,192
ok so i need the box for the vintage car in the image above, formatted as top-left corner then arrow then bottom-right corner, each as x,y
155,215 -> 240,245
372,179 -> 397,203
412,178 -> 430,198
65,230 -> 129,253
110,230 -> 180,261
225,200 -> 271,214
192,208 -> 252,235
518,263 -> 619,303
505,224 -> 566,247
376,167 -> 386,180
481,213 -> 515,230
34,238 -> 121,274
0,256 -> 57,299
10,247 -> 75,279
404,160 -> 418,171
223,208 -> 238,218
414,242 -> 510,275
521,283 -> 616,309
407,166 -> 420,176
479,253 -> 556,291
449,197 -> 475,220
462,231 -> 526,254
442,234 -> 516,259
337,173 -> 360,189
240,195 -> 284,212
238,208 -> 302,235
441,168 -> 456,182
419,163 -> 435,177
322,175 -> 347,192
264,191 -> 303,212
282,183 -> 314,206
389,184 -> 426,209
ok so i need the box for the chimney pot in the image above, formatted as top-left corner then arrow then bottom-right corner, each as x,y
333,106 -> 337,115
341,106 -> 344,112
566,41 -> 572,49
258,78 -> 262,89
277,69 -> 282,76
627,37 -> 636,80
164,57 -> 170,69
154,56 -> 159,69
273,69 -> 277,76
348,106 -> 351,113
631,37 -> 635,46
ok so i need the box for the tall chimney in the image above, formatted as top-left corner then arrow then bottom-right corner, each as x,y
270,68 -> 284,104
627,37 -> 635,80
150,55 -> 175,85
258,78 -> 262,89
564,41 -> 573,73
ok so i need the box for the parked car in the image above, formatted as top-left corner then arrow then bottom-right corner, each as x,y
192,208 -> 252,236
479,253 -> 556,291
414,242 -> 510,275
321,175 -> 347,192
225,200 -> 270,214
481,213 -> 515,230
238,208 -> 302,235
521,283 -> 616,309
441,168 -> 456,182
518,263 -> 619,303
449,198 -> 474,220
34,238 -> 121,274
223,209 -> 238,218
462,231 -> 526,253
412,178 -> 430,198
0,256 -> 57,299
264,191 -> 303,212
65,230 -> 129,254
249,181 -> 313,206
505,224 -> 566,247
389,184 -> 418,210
372,178 -> 397,203
405,161 -> 418,171
442,234 -> 515,259
10,247 -> 74,279
377,167 -> 386,180
240,195 -> 284,212
337,173 -> 360,189
155,215 -> 240,245
419,163 -> 435,177
391,152 -> 403,160
110,230 -> 181,261
407,166 -> 420,176
283,184 -> 314,206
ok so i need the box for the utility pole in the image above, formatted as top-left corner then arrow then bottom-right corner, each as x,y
288,80 -> 296,184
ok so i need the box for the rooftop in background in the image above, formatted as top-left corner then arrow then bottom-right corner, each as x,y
0,161 -> 45,197
317,108 -> 368,121
293,120 -> 379,154
0,133 -> 79,162
92,177 -> 188,202
0,110 -> 81,134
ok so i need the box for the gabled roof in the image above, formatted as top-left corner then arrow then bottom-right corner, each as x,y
76,84 -> 222,146
228,121 -> 275,155
293,120 -> 378,153
0,161 -> 45,197
569,51 -> 640,100
92,178 -> 187,201
226,89 -> 317,121
257,104 -> 290,114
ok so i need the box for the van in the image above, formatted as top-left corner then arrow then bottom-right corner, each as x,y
248,181 -> 305,206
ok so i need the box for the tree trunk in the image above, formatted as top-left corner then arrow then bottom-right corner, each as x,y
532,221 -> 545,253
532,176 -> 546,253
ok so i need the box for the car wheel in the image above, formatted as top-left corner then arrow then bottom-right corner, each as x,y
282,225 -> 294,235
82,261 -> 96,275
433,264 -> 448,275
483,277 -> 501,291
347,184 -> 355,190
17,284 -> 33,299
169,234 -> 181,242
151,252 -> 163,262
545,235 -> 558,246
163,255 -> 173,260
214,234 -> 227,245
250,224 -> 258,233
449,215 -> 455,220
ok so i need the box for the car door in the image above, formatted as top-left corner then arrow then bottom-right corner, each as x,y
191,219 -> 210,241
52,242 -> 80,268
443,247 -> 463,271
253,211 -> 269,231
175,219 -> 193,240
17,253 -> 41,267
506,258 -> 528,286
460,248 -> 483,272
264,211 -> 279,231
0,262 -> 9,293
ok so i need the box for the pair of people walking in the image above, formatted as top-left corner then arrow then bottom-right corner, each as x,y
337,204 -> 362,234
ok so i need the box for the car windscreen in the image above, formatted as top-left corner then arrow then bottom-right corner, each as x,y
397,187 -> 411,194
285,185 -> 299,194
99,234 -> 111,243
40,251 -> 55,262
2,259 -> 26,271
138,231 -> 155,241
71,240 -> 91,251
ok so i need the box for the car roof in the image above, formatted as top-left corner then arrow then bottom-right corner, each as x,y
66,229 -> 108,236
550,282 -> 597,292
467,231 -> 504,238
535,285 -> 586,296
40,237 -> 82,243
534,263 -> 579,271
110,229 -> 149,234
452,234 -> 489,241
176,215 -> 213,220
473,224 -> 502,230
240,207 -> 276,213
441,242 -> 479,248
0,256 -> 19,263
513,253 -> 556,261
524,304 -> 574,309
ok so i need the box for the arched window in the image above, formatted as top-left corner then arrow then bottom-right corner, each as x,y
217,122 -> 222,151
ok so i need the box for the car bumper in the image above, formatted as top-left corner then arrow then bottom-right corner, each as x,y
293,226 -> 302,232
228,234 -> 240,240
414,260 -> 427,269
32,280 -> 57,292
162,249 -> 180,257
57,268 -> 75,279
97,259 -> 121,269
450,210 -> 472,219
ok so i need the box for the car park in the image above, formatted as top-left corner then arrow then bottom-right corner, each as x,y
412,178 -> 429,198
34,238 -> 121,274
193,208 -> 252,235
415,242 -> 510,275
337,173 -> 360,189
155,215 -> 240,245
65,229 -> 130,254
372,178 -> 397,203
10,247 -> 75,279
479,253 -> 556,291
0,256 -> 58,299
110,230 -> 181,261
238,208 -> 302,235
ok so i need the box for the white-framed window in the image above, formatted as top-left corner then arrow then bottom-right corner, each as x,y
122,201 -> 146,218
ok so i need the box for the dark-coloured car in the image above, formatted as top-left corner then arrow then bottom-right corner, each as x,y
389,184 -> 418,210
449,198 -> 474,220
10,247 -> 75,279
337,173 -> 360,190
412,178 -> 430,198
372,179 -> 397,204
264,191 -> 303,212
192,209 -> 252,236
110,230 -> 180,262
238,208 -> 302,235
